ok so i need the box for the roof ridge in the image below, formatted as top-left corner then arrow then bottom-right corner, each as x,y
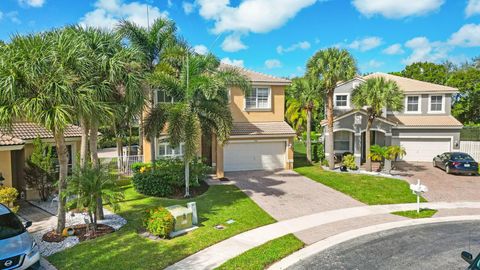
365,72 -> 457,90
220,63 -> 290,82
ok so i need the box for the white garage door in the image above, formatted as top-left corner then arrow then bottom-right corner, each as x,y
224,141 -> 286,172
399,138 -> 451,162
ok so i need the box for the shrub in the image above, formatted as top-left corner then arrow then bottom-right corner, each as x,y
342,154 -> 358,170
24,138 -> 56,201
0,187 -> 19,212
312,142 -> 325,163
143,207 -> 174,238
132,158 -> 209,197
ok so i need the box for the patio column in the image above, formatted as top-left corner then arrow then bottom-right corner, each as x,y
354,133 -> 361,168
384,132 -> 392,172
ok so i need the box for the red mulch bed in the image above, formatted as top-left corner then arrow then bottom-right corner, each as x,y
42,224 -> 115,243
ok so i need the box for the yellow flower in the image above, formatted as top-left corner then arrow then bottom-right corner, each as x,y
140,167 -> 146,173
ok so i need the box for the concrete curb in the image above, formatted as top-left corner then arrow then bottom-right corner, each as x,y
268,215 -> 480,270
40,257 -> 58,270
166,202 -> 480,270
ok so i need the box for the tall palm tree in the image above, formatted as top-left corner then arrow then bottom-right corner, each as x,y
307,48 -> 357,169
286,75 -> 322,163
117,18 -> 178,161
144,52 -> 249,197
351,77 -> 404,171
0,30 -> 89,233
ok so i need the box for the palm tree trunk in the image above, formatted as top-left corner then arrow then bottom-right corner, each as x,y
184,160 -> 190,197
138,116 -> 143,155
80,118 -> 89,169
326,90 -> 335,170
89,122 -> 104,220
53,130 -> 68,234
150,135 -> 156,163
306,107 -> 312,163
365,118 -> 373,172
116,138 -> 124,170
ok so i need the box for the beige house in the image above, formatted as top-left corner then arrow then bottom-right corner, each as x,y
143,65 -> 295,178
0,122 -> 82,199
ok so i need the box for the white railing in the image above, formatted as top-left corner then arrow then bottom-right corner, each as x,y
460,141 -> 480,161
118,155 -> 143,175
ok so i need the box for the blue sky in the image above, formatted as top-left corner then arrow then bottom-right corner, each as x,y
1,0 -> 480,78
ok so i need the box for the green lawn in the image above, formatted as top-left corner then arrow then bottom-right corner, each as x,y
48,184 -> 275,270
392,209 -> 438,219
215,234 -> 304,270
294,141 -> 425,205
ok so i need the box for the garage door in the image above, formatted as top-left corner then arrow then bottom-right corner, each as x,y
224,141 -> 286,172
399,138 -> 451,162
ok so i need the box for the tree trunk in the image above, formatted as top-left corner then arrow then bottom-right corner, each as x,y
138,116 -> 143,155
306,107 -> 312,163
150,135 -> 156,163
116,138 -> 124,171
89,122 -> 104,220
365,118 -> 373,172
53,130 -> 68,234
80,118 -> 89,169
184,160 -> 190,197
326,90 -> 335,170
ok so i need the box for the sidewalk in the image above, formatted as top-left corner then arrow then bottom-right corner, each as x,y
166,201 -> 480,270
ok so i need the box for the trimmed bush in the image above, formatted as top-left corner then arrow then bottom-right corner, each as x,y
132,158 -> 209,197
342,154 -> 358,170
0,187 -> 19,212
143,207 -> 174,238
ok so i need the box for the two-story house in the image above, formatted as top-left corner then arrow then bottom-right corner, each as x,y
143,64 -> 296,178
321,72 -> 463,168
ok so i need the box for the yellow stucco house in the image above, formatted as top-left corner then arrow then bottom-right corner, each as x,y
143,64 -> 295,178
0,122 -> 82,199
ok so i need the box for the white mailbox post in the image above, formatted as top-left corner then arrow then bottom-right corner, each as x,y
410,179 -> 428,213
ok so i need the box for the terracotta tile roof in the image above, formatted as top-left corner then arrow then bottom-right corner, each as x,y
220,63 -> 291,85
231,121 -> 296,136
363,72 -> 458,93
0,122 -> 83,143
387,115 -> 463,127
0,134 -> 24,146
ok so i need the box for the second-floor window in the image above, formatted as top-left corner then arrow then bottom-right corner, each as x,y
406,96 -> 420,113
429,95 -> 443,112
335,95 -> 348,108
245,87 -> 271,109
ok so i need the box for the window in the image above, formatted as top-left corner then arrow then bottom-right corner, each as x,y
334,131 -> 350,151
406,96 -> 420,112
157,141 -> 184,158
155,89 -> 174,104
51,145 -> 73,173
430,95 -> 443,112
335,95 -> 348,107
245,87 -> 271,109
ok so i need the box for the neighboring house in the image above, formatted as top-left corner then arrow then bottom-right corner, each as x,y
0,122 -> 82,199
143,64 -> 296,178
321,72 -> 462,167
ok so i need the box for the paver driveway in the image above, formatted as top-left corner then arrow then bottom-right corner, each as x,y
225,170 -> 363,221
396,161 -> 480,202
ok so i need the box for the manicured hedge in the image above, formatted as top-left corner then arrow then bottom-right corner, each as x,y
461,126 -> 480,141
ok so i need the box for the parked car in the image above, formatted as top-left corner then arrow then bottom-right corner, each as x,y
0,203 -> 40,270
462,251 -> 480,269
433,152 -> 479,176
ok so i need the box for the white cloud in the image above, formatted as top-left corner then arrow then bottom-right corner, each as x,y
196,0 -> 317,52
402,37 -> 449,64
348,37 -> 382,52
265,59 -> 282,69
221,34 -> 248,52
466,0 -> 480,17
220,57 -> 244,67
352,0 -> 444,19
167,0 -> 173,8
382,43 -> 404,55
5,11 -> 21,24
367,59 -> 384,68
79,0 -> 169,29
193,44 -> 209,55
182,2 -> 195,14
448,24 -> 480,47
18,0 -> 45,8
277,41 -> 311,54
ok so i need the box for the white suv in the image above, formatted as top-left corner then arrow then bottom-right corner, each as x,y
0,203 -> 40,270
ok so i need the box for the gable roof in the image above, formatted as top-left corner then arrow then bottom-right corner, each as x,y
320,109 -> 397,126
220,63 -> 291,86
363,72 -> 458,93
0,122 -> 83,146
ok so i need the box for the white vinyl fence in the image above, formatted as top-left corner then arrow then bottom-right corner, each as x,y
118,155 -> 143,175
460,141 -> 480,161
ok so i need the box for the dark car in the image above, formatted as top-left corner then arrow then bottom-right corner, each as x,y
462,251 -> 480,269
433,152 -> 479,175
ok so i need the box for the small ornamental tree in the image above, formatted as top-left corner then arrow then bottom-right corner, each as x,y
24,138 -> 56,201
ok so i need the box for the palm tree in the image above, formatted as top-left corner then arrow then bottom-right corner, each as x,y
286,75 -> 322,163
307,48 -> 357,169
351,77 -> 404,171
144,52 -> 249,197
386,145 -> 406,170
0,30 -> 88,233
117,18 -> 178,161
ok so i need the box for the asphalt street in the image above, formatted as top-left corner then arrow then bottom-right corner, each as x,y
289,221 -> 480,270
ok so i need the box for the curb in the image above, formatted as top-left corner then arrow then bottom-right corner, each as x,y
268,215 -> 480,270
